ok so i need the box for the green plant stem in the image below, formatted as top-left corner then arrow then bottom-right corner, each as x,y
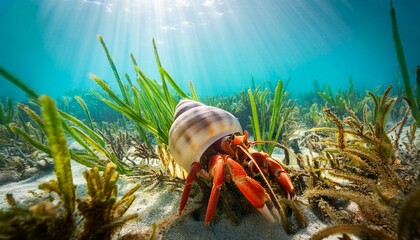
0,66 -> 39,101
390,0 -> 420,123
248,89 -> 262,151
75,96 -> 94,129
40,95 -> 75,217
97,34 -> 130,104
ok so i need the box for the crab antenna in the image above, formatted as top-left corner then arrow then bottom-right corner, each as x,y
237,144 -> 285,218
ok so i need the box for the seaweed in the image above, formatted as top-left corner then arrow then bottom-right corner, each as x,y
390,0 -> 420,124
0,96 -> 140,240
0,99 -> 56,181
77,163 -> 140,240
302,103 -> 324,128
0,97 -> 14,126
0,98 -> 17,146
0,35 -> 193,179
11,103 -> 112,171
204,89 -> 250,128
305,85 -> 418,238
0,95 -> 77,239
39,95 -> 76,219
91,35 -> 197,179
248,80 -> 297,155
74,96 -> 94,130
309,179 -> 420,240
0,67 -> 39,101
0,67 -> 135,173
317,78 -> 368,119
310,224 -> 394,240
299,79 -> 324,107
279,198 -> 308,234
59,89 -> 121,124
93,35 -> 179,145
96,121 -> 159,173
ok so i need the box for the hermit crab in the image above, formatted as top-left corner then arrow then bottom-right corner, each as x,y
169,99 -> 295,226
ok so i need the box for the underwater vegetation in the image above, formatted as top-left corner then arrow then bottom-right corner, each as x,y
316,78 -> 367,121
298,78 -> 371,130
248,80 -> 298,155
0,98 -> 14,127
90,35 -> 202,179
203,78 -> 299,153
300,86 -> 420,239
0,95 -> 140,240
298,79 -> 325,128
0,65 -> 162,177
205,79 -> 299,157
0,97 -> 55,184
390,0 -> 420,124
58,89 -> 122,125
0,32 -> 202,181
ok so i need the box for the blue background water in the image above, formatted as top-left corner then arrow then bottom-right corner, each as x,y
1,0 -> 419,100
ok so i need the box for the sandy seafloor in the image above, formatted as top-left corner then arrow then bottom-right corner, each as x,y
5,125 -> 418,239
0,152 -> 344,240
1,125 -> 418,239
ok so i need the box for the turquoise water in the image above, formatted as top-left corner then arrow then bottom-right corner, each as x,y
1,0 -> 419,99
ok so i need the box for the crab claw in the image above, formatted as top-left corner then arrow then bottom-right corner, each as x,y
250,152 -> 295,199
225,157 -> 280,223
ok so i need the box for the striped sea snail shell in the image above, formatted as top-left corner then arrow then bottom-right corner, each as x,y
168,99 -> 243,171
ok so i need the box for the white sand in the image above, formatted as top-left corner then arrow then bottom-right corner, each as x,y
0,161 -> 90,208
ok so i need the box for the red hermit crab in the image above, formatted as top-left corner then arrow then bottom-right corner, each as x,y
169,99 -> 295,226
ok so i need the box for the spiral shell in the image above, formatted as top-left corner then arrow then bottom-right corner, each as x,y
169,99 -> 243,171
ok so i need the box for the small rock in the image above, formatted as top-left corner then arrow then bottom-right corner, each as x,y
0,170 -> 20,185
37,159 -> 53,171
22,167 -> 39,178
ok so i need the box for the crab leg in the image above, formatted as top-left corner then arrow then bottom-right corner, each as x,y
226,157 -> 278,223
179,162 -> 200,215
205,155 -> 226,226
